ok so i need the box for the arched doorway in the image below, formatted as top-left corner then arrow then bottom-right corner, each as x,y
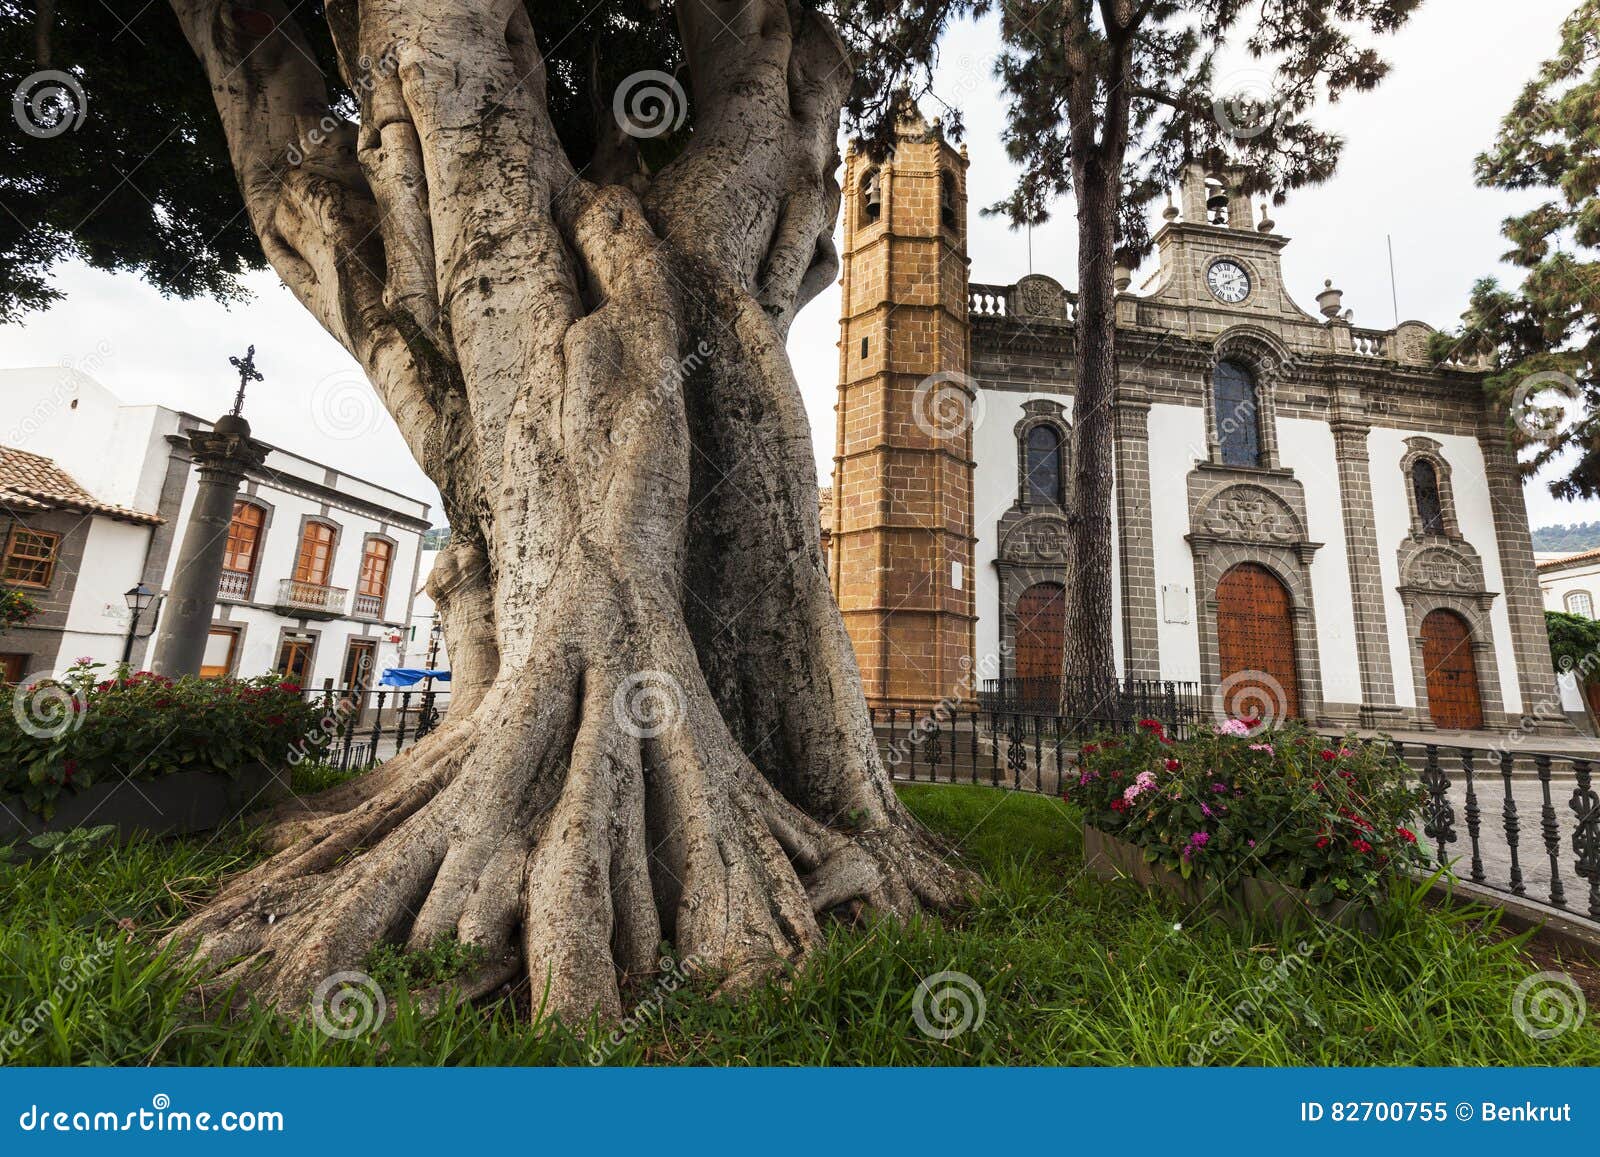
1420,609 -> 1484,730
1014,582 -> 1065,710
1215,563 -> 1301,721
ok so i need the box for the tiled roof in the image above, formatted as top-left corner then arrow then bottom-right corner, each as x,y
1537,546 -> 1600,573
0,446 -> 162,526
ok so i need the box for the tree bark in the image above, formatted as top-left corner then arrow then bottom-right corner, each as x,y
163,0 -> 972,1023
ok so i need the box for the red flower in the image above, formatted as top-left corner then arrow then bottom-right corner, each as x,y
1319,749 -> 1337,762
1082,743 -> 1099,755
63,759 -> 78,781
1164,759 -> 1181,772
1352,839 -> 1374,854
1110,799 -> 1129,812
1316,837 -> 1330,849
1396,827 -> 1417,844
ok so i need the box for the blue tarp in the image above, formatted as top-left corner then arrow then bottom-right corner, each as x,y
379,668 -> 452,687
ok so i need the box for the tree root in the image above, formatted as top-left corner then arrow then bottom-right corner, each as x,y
168,643 -> 975,1025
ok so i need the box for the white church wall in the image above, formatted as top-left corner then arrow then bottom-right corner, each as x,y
1366,428 -> 1523,715
971,389 -> 1074,669
1366,428 -> 1417,707
1277,418 -> 1362,707
1147,403 -> 1203,683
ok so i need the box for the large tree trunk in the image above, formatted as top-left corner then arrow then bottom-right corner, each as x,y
164,0 -> 970,1022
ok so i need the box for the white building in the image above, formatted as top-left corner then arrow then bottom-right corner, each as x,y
830,118 -> 1569,734
0,368 -> 432,688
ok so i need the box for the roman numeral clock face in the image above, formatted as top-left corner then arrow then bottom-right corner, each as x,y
1206,259 -> 1251,304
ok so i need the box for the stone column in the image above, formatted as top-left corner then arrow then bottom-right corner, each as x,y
1477,428 -> 1573,732
151,415 -> 269,677
1328,410 -> 1403,726
1113,392 -> 1161,680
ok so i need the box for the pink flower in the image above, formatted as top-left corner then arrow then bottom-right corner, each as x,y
1216,719 -> 1252,738
1123,770 -> 1159,803
1249,743 -> 1275,755
75,656 -> 93,666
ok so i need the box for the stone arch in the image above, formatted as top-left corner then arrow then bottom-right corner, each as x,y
1395,538 -> 1505,730
1187,477 -> 1326,723
1398,436 -> 1463,540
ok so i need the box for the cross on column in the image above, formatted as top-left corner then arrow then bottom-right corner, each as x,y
228,344 -> 264,417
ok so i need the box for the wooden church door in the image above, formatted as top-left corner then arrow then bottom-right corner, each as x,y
1215,563 -> 1301,720
1014,582 -> 1065,707
1420,609 -> 1484,730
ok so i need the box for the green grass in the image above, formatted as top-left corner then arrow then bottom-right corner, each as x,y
1,782 -> 1596,1065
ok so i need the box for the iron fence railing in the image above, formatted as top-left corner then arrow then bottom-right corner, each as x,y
978,677 -> 1203,734
300,681 -> 450,773
277,578 -> 347,617
1386,738 -> 1600,921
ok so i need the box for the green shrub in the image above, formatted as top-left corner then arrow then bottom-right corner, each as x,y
0,661 -> 330,817
0,586 -> 39,630
1069,718 -> 1428,905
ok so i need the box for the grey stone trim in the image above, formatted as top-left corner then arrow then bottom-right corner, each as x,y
1477,428 -> 1575,733
1328,413 -> 1400,721
1114,395 -> 1161,679
1185,466 -> 1329,724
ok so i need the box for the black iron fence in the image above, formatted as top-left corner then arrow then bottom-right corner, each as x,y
300,681 -> 450,773
979,677 -> 1203,732
1389,739 -> 1600,921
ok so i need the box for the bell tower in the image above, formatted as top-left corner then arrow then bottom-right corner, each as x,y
829,107 -> 975,708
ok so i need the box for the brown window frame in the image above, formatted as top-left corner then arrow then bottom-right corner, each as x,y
2,526 -> 61,589
358,538 -> 394,601
294,521 -> 338,587
224,501 -> 266,578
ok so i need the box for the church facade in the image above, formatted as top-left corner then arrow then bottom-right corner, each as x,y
827,112 -> 1568,734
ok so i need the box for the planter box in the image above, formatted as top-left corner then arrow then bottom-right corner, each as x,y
0,762 -> 289,844
1083,824 -> 1376,934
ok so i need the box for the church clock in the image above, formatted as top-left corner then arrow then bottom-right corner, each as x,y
1205,259 -> 1251,304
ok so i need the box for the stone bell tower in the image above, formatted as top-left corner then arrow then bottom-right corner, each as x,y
829,106 -> 975,708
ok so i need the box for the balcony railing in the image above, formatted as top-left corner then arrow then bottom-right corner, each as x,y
353,592 -> 385,620
217,569 -> 252,603
276,578 -> 347,618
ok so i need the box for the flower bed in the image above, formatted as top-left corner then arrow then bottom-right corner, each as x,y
1067,718 -> 1427,909
0,661 -> 329,830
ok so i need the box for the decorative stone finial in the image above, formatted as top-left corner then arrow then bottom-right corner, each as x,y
1113,263 -> 1133,293
1317,279 -> 1344,319
1257,204 -> 1275,233
1163,192 -> 1179,222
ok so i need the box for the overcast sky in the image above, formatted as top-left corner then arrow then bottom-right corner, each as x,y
1,0 -> 1591,530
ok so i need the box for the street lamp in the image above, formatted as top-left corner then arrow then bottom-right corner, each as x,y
122,583 -> 156,666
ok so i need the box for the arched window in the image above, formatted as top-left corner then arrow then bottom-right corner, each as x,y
1024,424 -> 1064,505
940,171 -> 958,231
1567,590 -> 1594,619
860,167 -> 882,225
1213,361 -> 1261,467
294,521 -> 337,588
1412,458 -> 1446,534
